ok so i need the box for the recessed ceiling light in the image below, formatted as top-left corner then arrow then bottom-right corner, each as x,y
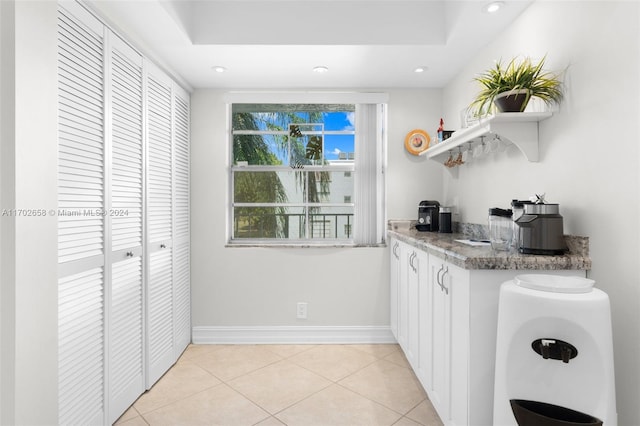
483,1 -> 504,13
313,66 -> 329,73
414,66 -> 428,73
212,66 -> 226,73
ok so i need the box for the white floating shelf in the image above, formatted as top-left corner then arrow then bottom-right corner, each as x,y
420,112 -> 553,164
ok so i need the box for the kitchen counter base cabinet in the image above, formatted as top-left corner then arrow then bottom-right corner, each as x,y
390,238 -> 430,376
428,257 -> 469,426
388,238 -> 586,425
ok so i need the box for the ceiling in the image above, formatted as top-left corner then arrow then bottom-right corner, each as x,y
85,0 -> 534,91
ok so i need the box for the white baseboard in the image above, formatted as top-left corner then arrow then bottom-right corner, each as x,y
191,325 -> 396,345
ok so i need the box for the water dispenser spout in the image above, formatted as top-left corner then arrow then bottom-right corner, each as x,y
561,345 -> 572,363
532,338 -> 578,363
540,339 -> 555,359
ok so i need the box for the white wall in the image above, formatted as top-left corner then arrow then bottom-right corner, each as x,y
441,2 -> 639,424
190,89 -> 442,330
0,1 -> 59,424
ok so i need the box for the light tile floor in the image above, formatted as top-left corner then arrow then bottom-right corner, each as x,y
115,344 -> 444,426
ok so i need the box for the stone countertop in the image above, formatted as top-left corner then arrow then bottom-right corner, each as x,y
388,220 -> 591,271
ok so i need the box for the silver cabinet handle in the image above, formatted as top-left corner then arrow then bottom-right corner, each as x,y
436,264 -> 444,289
440,266 -> 449,295
393,242 -> 399,259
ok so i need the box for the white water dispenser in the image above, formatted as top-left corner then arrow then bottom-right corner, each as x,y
493,274 -> 617,425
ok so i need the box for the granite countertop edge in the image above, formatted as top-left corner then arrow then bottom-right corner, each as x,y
388,220 -> 591,271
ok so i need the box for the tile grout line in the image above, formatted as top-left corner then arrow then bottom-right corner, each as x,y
127,344 -> 431,425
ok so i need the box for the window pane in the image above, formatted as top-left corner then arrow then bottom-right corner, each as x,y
324,134 -> 355,161
233,134 -> 286,166
307,171 -> 354,204
229,102 -> 367,243
233,206 -> 305,239
322,111 -> 355,131
234,170 -> 305,204
309,206 -> 354,239
289,123 -> 324,167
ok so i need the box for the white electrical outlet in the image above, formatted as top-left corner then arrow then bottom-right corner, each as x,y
296,302 -> 308,319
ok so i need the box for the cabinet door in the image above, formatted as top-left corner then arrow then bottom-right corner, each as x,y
406,249 -> 420,370
396,241 -> 409,351
416,250 -> 432,390
430,258 -> 451,422
146,63 -> 175,388
446,263 -> 470,426
57,5 -> 106,424
389,239 -> 400,340
107,32 -> 145,423
430,258 -> 470,426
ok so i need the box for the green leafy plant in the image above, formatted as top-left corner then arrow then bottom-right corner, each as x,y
471,55 -> 564,115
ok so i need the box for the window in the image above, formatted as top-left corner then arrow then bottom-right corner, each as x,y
227,93 -> 387,246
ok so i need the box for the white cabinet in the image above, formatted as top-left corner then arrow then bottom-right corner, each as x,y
428,257 -> 469,426
405,247 -> 422,371
389,239 -> 401,340
415,249 -> 431,388
390,238 -> 429,380
396,240 -> 408,351
389,238 -> 587,426
57,3 -> 190,424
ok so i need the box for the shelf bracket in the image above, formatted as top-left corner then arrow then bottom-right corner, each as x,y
491,120 -> 539,162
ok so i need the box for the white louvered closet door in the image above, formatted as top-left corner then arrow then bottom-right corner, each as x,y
107,33 -> 145,424
173,86 -> 191,357
146,63 -> 175,387
57,4 -> 106,425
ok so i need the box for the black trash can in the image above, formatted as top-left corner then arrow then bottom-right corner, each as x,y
510,399 -> 603,426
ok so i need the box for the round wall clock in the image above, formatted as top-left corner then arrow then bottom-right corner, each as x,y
404,129 -> 431,156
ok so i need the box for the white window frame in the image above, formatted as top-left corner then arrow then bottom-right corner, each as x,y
224,92 -> 387,247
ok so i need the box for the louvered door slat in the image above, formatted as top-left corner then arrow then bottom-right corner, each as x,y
57,6 -> 105,266
173,241 -> 190,354
110,39 -> 143,253
172,89 -> 190,355
173,93 -> 190,241
58,7 -> 106,424
147,248 -> 174,386
58,267 -> 104,426
147,74 -> 173,243
108,33 -> 145,424
109,256 -> 143,421
146,69 -> 174,387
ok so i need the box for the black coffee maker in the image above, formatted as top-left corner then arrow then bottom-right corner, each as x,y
417,200 -> 440,232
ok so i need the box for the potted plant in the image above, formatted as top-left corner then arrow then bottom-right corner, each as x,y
471,55 -> 564,115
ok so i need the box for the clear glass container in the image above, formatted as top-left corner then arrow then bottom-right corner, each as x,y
511,200 -> 525,250
489,208 -> 513,251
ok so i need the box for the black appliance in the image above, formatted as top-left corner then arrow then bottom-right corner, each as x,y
417,200 -> 440,232
515,203 -> 568,255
